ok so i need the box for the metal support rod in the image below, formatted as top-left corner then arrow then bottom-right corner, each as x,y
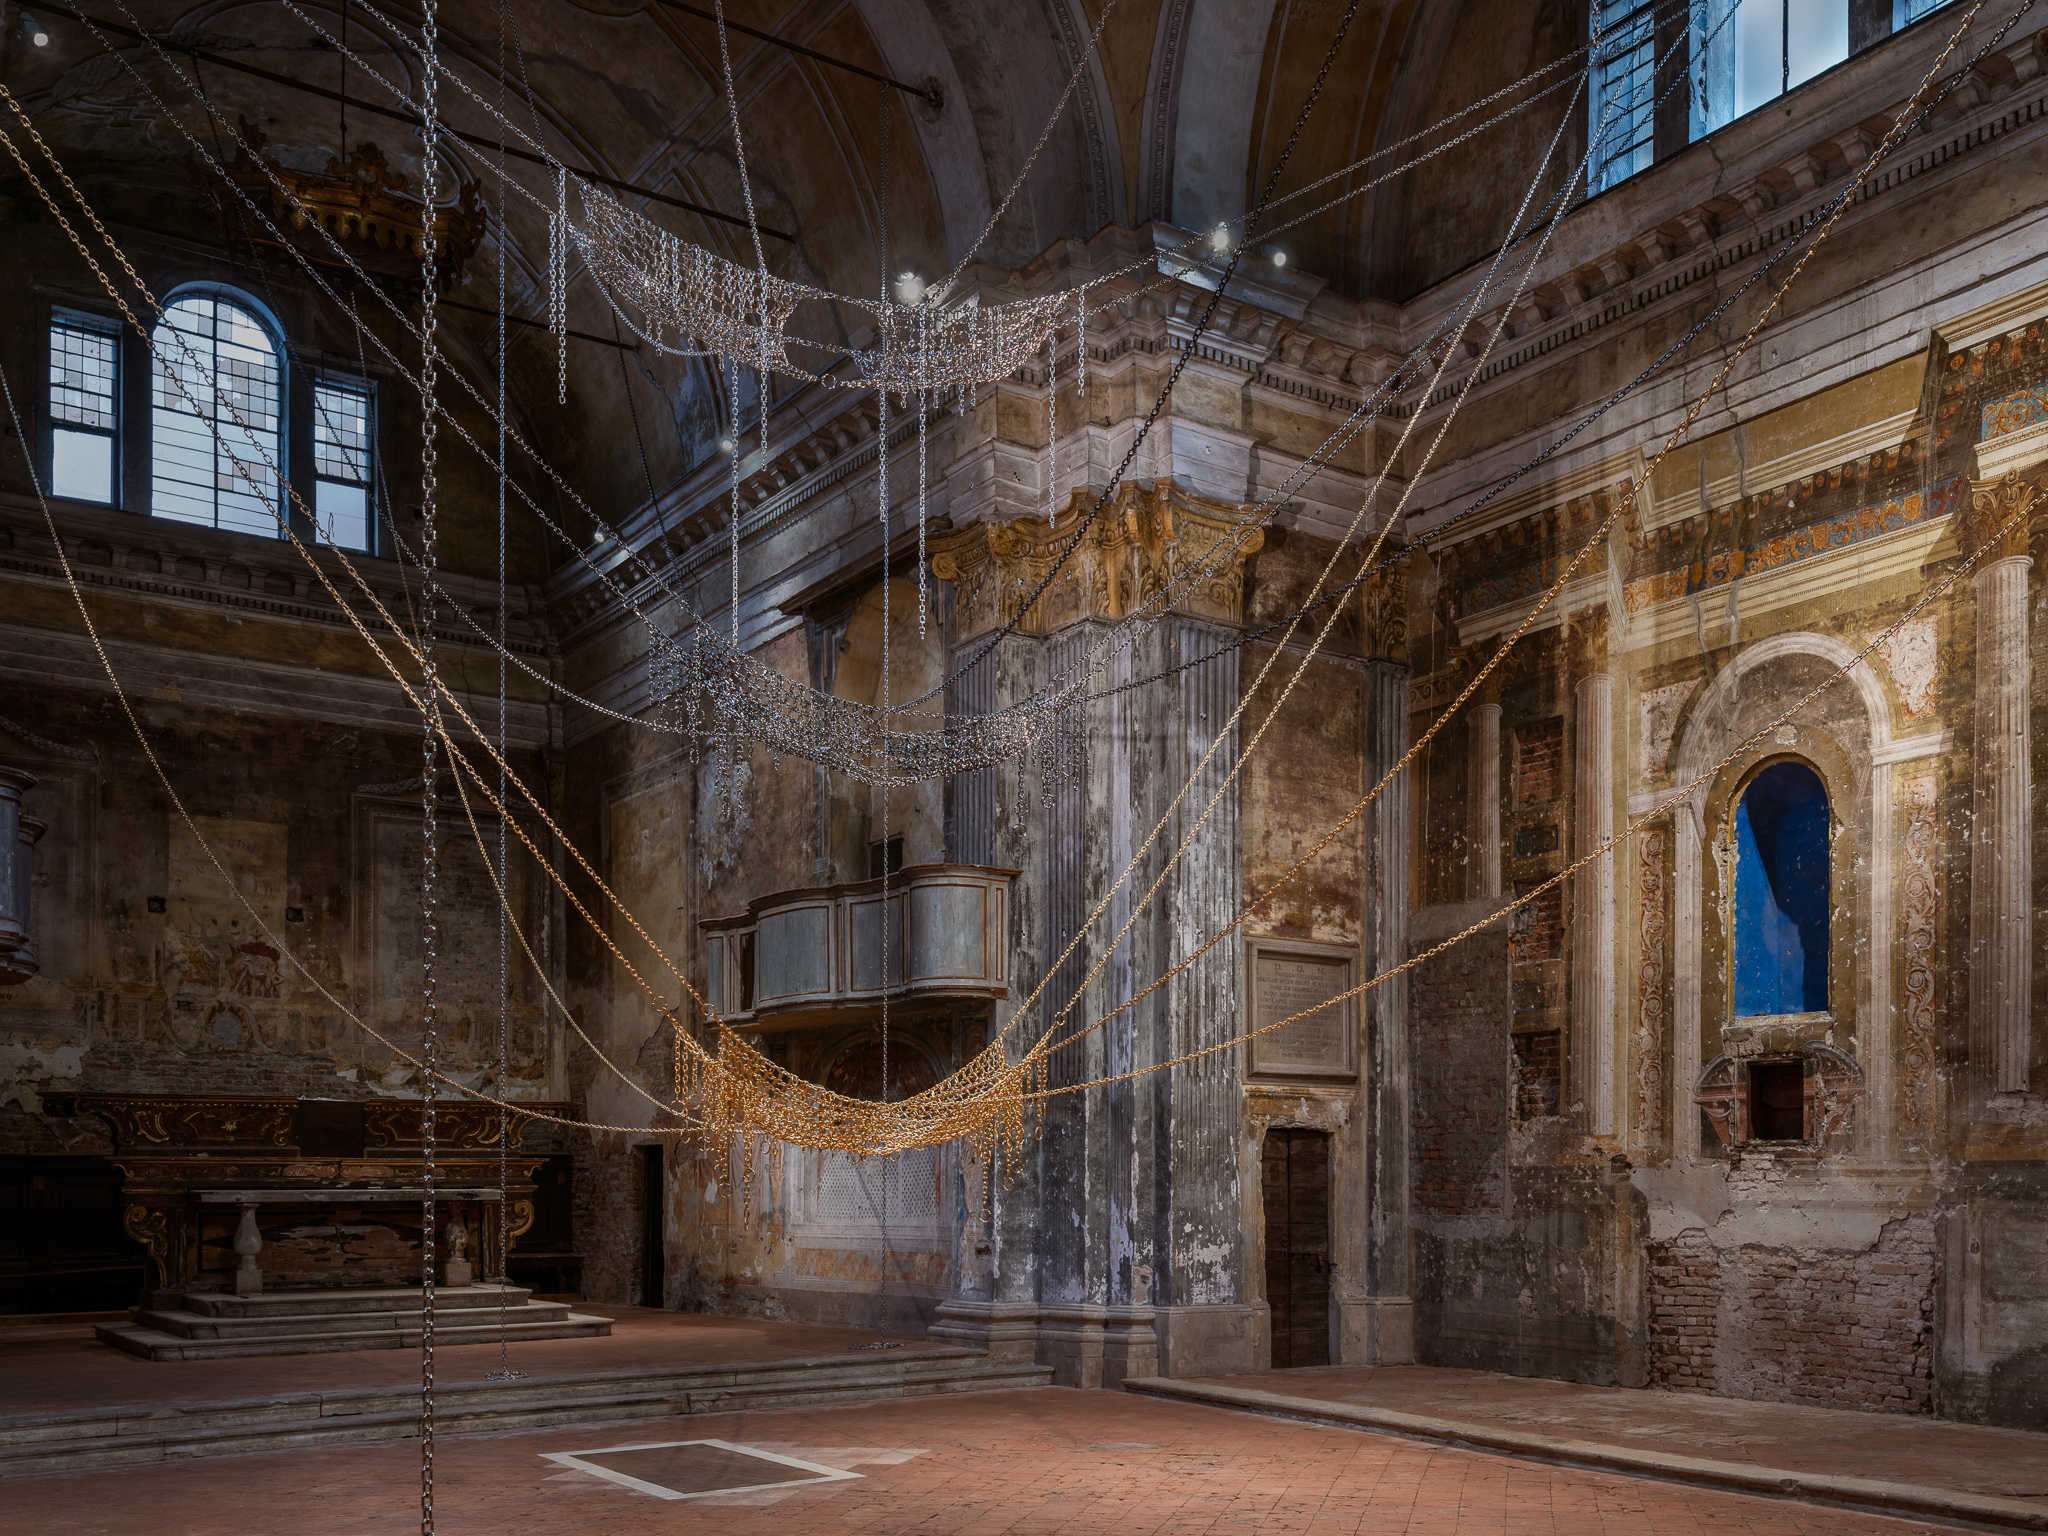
35,1 -> 795,239
650,0 -> 942,109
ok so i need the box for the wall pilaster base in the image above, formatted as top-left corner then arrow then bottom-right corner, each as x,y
1153,1303 -> 1261,1377
1338,1293 -> 1414,1365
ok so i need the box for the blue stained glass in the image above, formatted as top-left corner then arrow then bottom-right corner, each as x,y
1732,760 -> 1830,1017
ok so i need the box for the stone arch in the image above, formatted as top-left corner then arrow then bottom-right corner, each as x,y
1666,631 -> 1941,1163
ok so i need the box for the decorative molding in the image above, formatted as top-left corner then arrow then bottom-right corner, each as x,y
1637,680 -> 1698,784
1636,826 -> 1668,1144
1144,0 -> 1195,222
931,482 -> 1266,638
1044,0 -> 1117,233
1413,77 -> 2048,422
1900,771 -> 1940,1139
1868,617 -> 1939,719
1934,274 -> 2048,353
363,1099 -> 566,1150
46,1093 -> 297,1151
0,713 -> 97,762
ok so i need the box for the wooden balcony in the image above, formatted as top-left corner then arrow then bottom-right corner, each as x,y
700,863 -> 1016,1030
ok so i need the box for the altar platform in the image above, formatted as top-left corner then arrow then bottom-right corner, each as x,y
0,1307 -> 1051,1476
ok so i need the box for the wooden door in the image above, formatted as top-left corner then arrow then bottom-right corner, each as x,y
1261,1128 -> 1331,1368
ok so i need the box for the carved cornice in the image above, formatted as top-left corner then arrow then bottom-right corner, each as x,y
364,1099 -> 568,1151
931,482 -> 1265,639
44,1093 -> 297,1152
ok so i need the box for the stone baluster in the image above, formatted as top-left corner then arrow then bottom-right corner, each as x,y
232,1203 -> 263,1297
444,1204 -> 474,1287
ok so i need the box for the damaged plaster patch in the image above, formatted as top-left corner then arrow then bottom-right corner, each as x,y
1637,1157 -> 1930,1252
0,1038 -> 87,1113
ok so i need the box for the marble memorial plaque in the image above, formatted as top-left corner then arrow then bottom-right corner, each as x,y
1248,944 -> 1357,1079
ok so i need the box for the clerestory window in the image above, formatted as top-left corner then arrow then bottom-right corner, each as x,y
1731,759 -> 1830,1018
1590,0 -> 1965,191
48,312 -> 120,506
312,375 -> 376,553
46,291 -> 378,553
1692,0 -> 1848,138
150,292 -> 285,539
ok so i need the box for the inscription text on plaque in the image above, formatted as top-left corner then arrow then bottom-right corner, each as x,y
1247,941 -> 1358,1080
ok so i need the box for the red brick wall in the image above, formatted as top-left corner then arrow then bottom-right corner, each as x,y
1410,929 -> 1510,1216
1516,717 -> 1564,805
1512,1030 -> 1563,1120
1648,1211 -> 1936,1412
1509,883 -> 1563,963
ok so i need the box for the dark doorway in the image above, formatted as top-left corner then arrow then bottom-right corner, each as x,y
1261,1128 -> 1331,1369
639,1143 -> 665,1308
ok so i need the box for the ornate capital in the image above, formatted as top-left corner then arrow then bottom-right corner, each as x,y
1964,466 -> 2043,563
933,483 -> 1265,639
1565,606 -> 1612,679
1359,562 -> 1408,664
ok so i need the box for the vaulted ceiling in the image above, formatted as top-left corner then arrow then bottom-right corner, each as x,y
4,0 -> 1580,568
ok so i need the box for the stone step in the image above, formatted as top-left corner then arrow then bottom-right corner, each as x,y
126,1299 -> 578,1342
0,1352 -> 1055,1475
177,1285 -> 535,1319
94,1310 -> 612,1361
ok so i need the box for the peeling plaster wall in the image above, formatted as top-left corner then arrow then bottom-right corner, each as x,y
1643,1159 -> 1937,1411
0,688 -> 561,1156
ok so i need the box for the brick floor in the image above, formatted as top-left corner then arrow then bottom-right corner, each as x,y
0,1307 -> 939,1418
1179,1365 -> 2048,1501
1,1387 -> 1953,1535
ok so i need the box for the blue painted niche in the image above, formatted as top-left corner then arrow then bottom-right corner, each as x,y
1732,760 -> 1831,1017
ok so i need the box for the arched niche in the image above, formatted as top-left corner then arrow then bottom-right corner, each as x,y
1666,631 -> 1945,1163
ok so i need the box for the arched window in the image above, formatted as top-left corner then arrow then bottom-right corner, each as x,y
150,292 -> 283,537
1732,760 -> 1830,1017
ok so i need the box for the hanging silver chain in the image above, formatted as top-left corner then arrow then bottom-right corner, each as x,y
417,0 -> 442,1518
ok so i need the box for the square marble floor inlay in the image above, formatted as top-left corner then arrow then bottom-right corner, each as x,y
540,1439 -> 864,1501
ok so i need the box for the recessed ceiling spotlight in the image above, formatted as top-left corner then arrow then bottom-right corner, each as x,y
895,270 -> 926,305
719,436 -> 736,453
1210,224 -> 1231,253
23,12 -> 50,44
1269,248 -> 1288,269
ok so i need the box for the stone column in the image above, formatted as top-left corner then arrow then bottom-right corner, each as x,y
1966,472 -> 2035,1098
1572,670 -> 1617,1137
1148,615 -> 1254,1377
929,626 -> 1047,1367
1468,700 -> 1502,902
1353,656 -> 1413,1363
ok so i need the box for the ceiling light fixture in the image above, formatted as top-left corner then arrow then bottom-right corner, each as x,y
23,12 -> 50,45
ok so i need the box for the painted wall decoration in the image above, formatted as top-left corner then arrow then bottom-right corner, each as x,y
1869,617 -> 1938,719
1900,772 -> 1940,1136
